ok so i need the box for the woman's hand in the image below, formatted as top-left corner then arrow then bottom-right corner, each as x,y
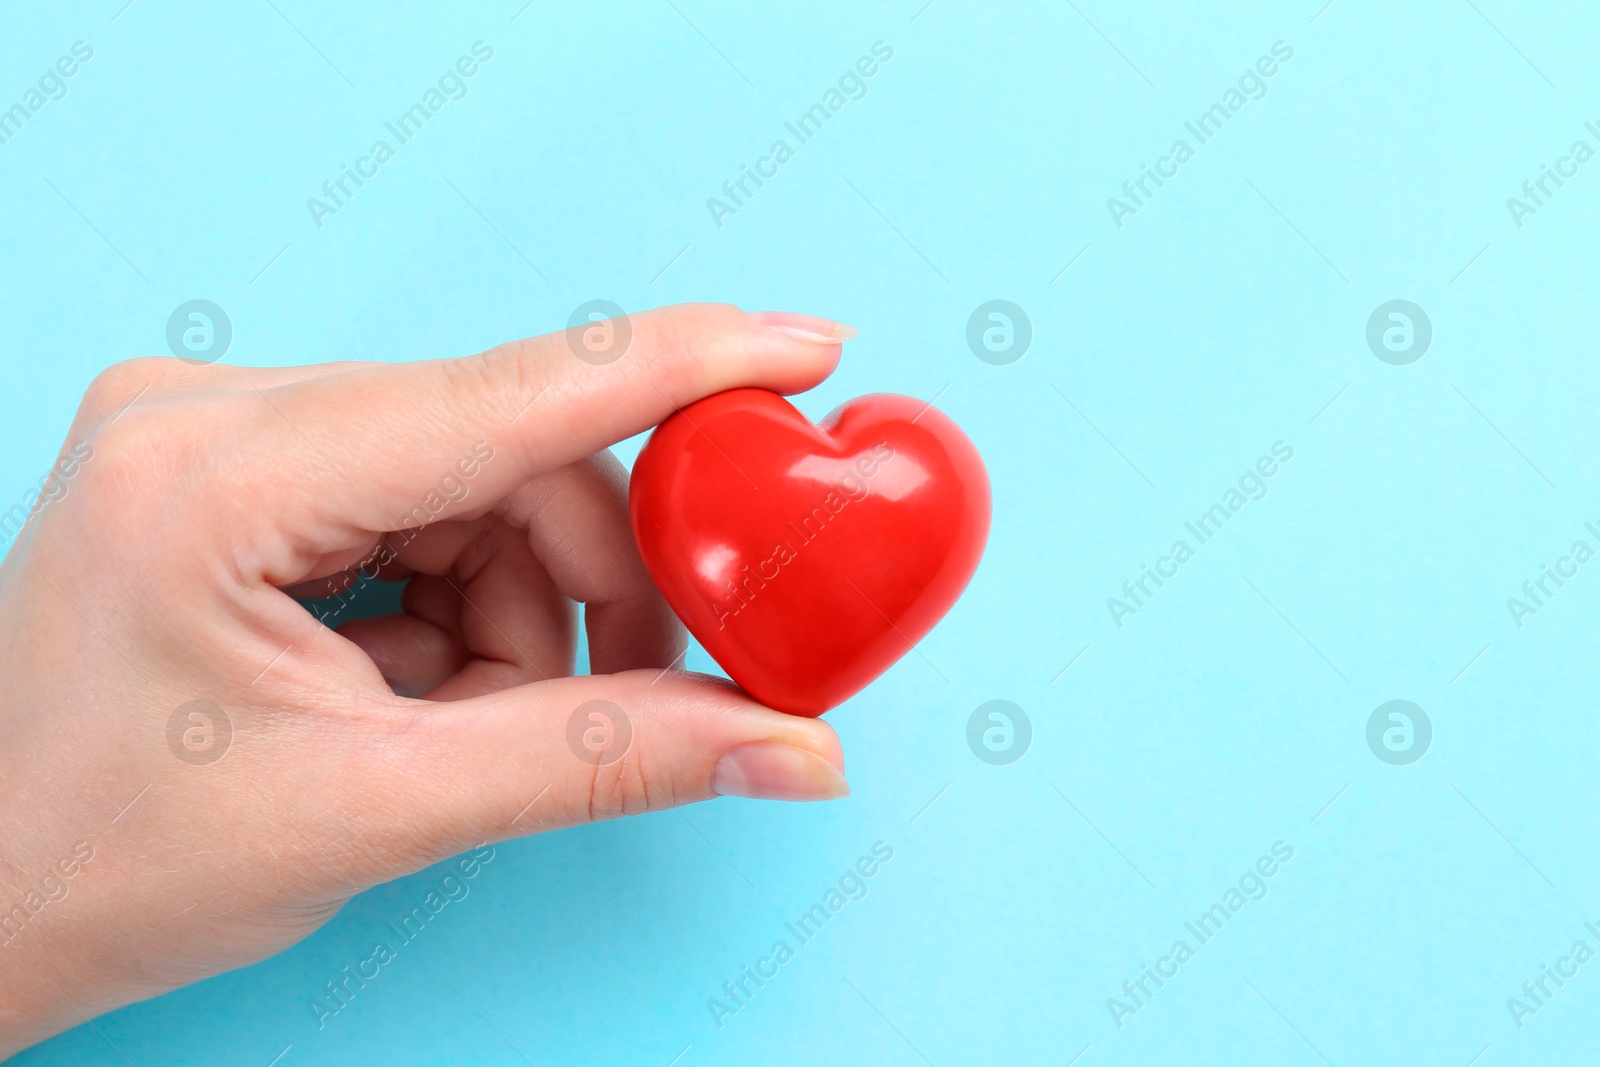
0,303 -> 854,1057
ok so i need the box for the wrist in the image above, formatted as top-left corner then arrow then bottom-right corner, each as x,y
0,923 -> 87,1059
0,835 -> 113,1058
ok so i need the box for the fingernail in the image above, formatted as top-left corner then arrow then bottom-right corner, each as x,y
713,742 -> 850,802
748,311 -> 858,345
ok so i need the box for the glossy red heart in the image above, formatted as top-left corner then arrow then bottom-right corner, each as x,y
629,388 -> 990,716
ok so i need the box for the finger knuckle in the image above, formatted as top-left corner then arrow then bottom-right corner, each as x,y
582,744 -> 663,822
645,303 -> 740,376
76,357 -> 184,426
76,396 -> 260,519
436,346 -> 537,426
78,407 -> 176,487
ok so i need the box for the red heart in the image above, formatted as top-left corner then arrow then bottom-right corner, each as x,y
629,388 -> 990,716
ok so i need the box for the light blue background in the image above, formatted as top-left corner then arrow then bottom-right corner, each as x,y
4,0 -> 1599,1063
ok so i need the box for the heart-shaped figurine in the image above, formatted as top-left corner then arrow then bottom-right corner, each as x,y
629,388 -> 990,716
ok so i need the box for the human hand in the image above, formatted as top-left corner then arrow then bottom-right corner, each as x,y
0,303 -> 854,1057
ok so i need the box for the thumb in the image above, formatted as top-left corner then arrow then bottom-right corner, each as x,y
359,671 -> 848,863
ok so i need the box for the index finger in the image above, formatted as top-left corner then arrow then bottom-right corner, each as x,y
243,304 -> 849,552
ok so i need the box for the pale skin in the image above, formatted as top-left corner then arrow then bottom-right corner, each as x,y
0,303 -> 857,1057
